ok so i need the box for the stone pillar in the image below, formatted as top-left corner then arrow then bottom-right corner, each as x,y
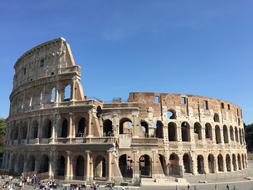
26,120 -> 31,144
203,154 -> 209,174
132,150 -> 139,178
192,154 -> 198,175
177,121 -> 182,142
50,114 -> 59,144
65,151 -> 72,180
49,151 -> 56,179
107,150 -> 112,181
85,151 -> 92,181
214,157 -> 218,173
68,113 -> 73,139
87,111 -> 92,137
223,156 -> 227,172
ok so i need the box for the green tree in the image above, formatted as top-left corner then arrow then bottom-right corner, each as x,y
0,118 -> 6,136
245,123 -> 253,152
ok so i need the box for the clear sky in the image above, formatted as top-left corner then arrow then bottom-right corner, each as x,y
0,1 -> 252,124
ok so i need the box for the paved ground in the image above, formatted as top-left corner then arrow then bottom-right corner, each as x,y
2,161 -> 253,190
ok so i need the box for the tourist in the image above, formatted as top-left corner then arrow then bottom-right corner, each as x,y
226,184 -> 229,190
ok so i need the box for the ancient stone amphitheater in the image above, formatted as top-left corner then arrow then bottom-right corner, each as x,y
3,38 -> 247,184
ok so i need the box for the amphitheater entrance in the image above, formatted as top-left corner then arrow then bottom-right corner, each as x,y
139,155 -> 152,178
42,119 -> 52,138
183,153 -> 192,174
159,154 -> 167,175
60,119 -> 68,138
155,121 -> 164,138
197,155 -> 205,174
27,155 -> 35,172
73,155 -> 85,179
119,154 -> 133,178
141,121 -> 149,137
120,118 -> 133,135
232,154 -> 237,171
39,155 -> 49,173
168,122 -> 177,141
94,156 -> 106,179
238,154 -> 242,170
208,154 -> 215,173
169,153 -> 180,177
226,154 -> 231,172
218,154 -> 224,172
57,156 -> 66,177
16,155 -> 24,174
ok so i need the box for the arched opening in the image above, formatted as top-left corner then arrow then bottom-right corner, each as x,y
194,122 -> 202,140
169,153 -> 180,176
155,121 -> 164,138
168,122 -> 177,141
94,156 -> 106,179
238,154 -> 242,170
232,154 -> 237,171
39,155 -> 49,173
223,125 -> 229,143
119,154 -> 133,178
119,118 -> 133,135
57,156 -> 65,176
139,155 -> 152,178
60,119 -> 68,138
230,126 -> 234,141
183,153 -> 191,174
42,119 -> 52,138
63,84 -> 71,101
50,87 -> 56,103
21,123 -> 27,139
205,123 -> 212,139
218,154 -> 224,172
208,154 -> 215,173
235,127 -> 239,142
214,113 -> 220,122
167,109 -> 176,119
31,120 -> 38,139
226,154 -> 231,172
239,129 -> 242,144
242,154 -> 245,169
103,119 -> 113,137
27,155 -> 35,172
76,118 -> 86,137
17,155 -> 24,174
215,125 -> 221,144
197,155 -> 205,174
96,106 -> 102,118
141,121 -> 149,137
181,122 -> 190,142
74,156 -> 84,178
10,155 -> 16,172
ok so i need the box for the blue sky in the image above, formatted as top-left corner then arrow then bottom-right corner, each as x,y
0,1 -> 253,124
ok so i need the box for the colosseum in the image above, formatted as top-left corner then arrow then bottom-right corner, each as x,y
2,37 -> 247,184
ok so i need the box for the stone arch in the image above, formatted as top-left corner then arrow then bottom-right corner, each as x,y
103,119 -> 113,137
119,118 -> 133,135
169,153 -> 180,176
27,155 -> 36,172
76,117 -> 86,137
232,154 -> 237,171
155,121 -> 164,138
10,154 -> 16,172
235,127 -> 239,142
20,122 -> 28,139
205,123 -> 212,139
223,125 -> 229,143
73,155 -> 85,178
208,154 -> 215,173
226,154 -> 231,172
30,120 -> 38,139
159,154 -> 167,175
119,154 -> 133,178
183,153 -> 192,174
141,120 -> 149,137
167,109 -> 176,119
63,84 -> 71,101
238,154 -> 242,170
194,122 -> 202,140
168,122 -> 177,141
57,155 -> 66,176
215,125 -> 221,144
181,122 -> 190,142
12,126 -> 19,140
214,113 -> 220,122
42,119 -> 52,139
59,118 -> 68,138
218,154 -> 224,172
39,154 -> 49,173
94,155 -> 106,179
197,155 -> 205,174
230,126 -> 234,141
139,154 -> 152,178
50,87 -> 56,103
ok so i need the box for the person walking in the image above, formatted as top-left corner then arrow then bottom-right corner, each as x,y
226,184 -> 230,190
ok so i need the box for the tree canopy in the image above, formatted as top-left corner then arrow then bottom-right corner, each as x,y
245,123 -> 253,152
0,118 -> 6,136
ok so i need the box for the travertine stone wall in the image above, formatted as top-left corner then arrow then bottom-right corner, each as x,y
3,38 -> 247,184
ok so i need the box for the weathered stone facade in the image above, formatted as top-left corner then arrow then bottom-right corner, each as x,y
3,38 -> 247,183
